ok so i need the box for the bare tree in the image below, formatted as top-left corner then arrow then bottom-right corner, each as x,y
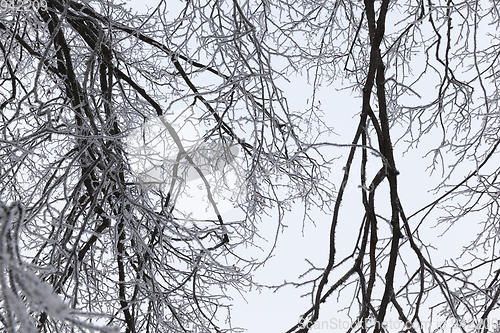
1,0 -> 500,332
0,0 -> 332,332
266,1 -> 500,332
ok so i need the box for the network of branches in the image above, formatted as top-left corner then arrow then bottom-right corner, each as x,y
0,0 -> 499,333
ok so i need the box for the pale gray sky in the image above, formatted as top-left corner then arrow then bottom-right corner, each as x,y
122,1 -> 499,331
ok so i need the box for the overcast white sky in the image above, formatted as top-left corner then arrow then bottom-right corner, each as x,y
124,1 -> 499,332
